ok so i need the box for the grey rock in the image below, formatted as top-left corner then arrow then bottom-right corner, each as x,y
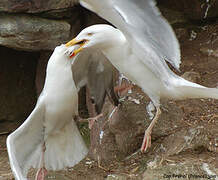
0,0 -> 78,13
38,7 -> 79,19
0,14 -> 71,51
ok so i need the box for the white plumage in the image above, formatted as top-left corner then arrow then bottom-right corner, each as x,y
66,0 -> 218,152
7,45 -> 88,180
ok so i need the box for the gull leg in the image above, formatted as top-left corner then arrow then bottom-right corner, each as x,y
97,156 -> 108,171
35,143 -> 47,180
87,114 -> 103,129
85,86 -> 101,129
76,114 -> 103,129
86,86 -> 97,117
114,83 -> 133,96
141,106 -> 161,153
108,81 -> 131,122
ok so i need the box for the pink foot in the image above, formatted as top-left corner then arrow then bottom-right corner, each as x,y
35,167 -> 47,180
141,130 -> 152,153
88,113 -> 103,129
114,83 -> 133,96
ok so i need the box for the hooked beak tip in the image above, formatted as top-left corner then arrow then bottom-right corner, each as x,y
65,38 -> 77,47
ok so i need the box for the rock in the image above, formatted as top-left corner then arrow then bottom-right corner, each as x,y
159,126 -> 210,156
143,160 -> 217,180
106,174 -> 127,180
0,0 -> 78,13
109,90 -> 184,156
181,71 -> 201,83
174,28 -> 189,40
88,85 -> 184,161
0,46 -> 38,124
159,6 -> 187,25
158,0 -> 218,21
0,14 -> 71,51
200,47 -> 218,58
45,172 -> 71,180
88,98 -> 123,163
38,7 -> 79,19
89,82 -> 217,163
35,51 -> 51,96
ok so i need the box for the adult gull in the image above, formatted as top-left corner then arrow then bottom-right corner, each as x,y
7,45 -> 89,180
66,0 -> 218,153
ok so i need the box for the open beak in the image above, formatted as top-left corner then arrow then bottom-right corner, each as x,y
65,38 -> 88,58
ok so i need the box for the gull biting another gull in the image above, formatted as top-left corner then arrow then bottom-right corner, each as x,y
7,43 -> 120,180
66,0 -> 218,153
72,49 -> 119,119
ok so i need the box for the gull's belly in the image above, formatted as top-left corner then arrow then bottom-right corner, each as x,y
115,54 -> 162,91
43,74 -> 78,135
104,47 -> 165,104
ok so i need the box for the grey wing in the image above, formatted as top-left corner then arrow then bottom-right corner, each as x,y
72,50 -> 119,114
80,0 -> 181,79
87,51 -> 119,114
71,50 -> 91,91
7,96 -> 45,180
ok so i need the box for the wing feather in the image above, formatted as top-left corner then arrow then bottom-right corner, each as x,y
7,96 -> 45,180
80,0 -> 181,80
72,50 -> 119,114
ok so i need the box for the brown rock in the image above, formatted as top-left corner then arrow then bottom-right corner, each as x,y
0,0 -> 78,13
181,71 -> 201,83
88,86 -> 184,161
200,47 -> 218,58
88,99 -> 123,163
0,14 -> 71,51
158,0 -> 218,20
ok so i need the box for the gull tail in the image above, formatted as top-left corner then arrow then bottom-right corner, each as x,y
169,77 -> 218,100
44,120 -> 88,171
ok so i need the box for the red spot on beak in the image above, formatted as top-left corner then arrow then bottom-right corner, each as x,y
70,52 -> 75,58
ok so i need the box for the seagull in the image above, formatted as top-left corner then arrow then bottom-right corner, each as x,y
72,49 -> 119,120
7,45 -> 89,180
66,0 -> 218,153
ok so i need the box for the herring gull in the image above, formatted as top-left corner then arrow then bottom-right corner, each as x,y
7,45 -> 89,180
66,0 -> 218,153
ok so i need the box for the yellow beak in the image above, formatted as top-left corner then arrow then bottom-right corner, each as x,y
65,38 -> 80,47
65,38 -> 88,58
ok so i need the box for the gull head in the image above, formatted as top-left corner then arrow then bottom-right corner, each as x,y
65,24 -> 124,57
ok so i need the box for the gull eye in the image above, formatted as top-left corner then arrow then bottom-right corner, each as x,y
87,32 -> 93,36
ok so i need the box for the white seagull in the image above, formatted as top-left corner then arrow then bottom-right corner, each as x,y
7,45 -> 88,180
66,0 -> 218,153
